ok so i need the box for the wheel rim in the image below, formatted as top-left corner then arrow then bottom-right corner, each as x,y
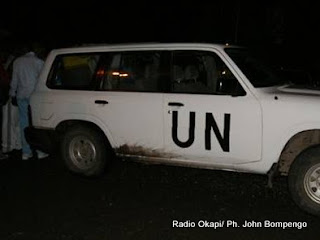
69,136 -> 97,170
304,163 -> 320,204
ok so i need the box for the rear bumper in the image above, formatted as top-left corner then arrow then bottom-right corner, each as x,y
25,127 -> 58,154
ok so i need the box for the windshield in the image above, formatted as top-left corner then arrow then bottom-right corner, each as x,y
225,48 -> 283,88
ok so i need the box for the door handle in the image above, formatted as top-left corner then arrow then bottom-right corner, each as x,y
95,100 -> 108,104
168,102 -> 184,107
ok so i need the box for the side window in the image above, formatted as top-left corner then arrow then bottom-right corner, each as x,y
172,51 -> 245,96
47,53 -> 100,90
97,51 -> 163,92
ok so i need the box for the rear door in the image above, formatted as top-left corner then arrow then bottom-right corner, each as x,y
92,51 -> 166,156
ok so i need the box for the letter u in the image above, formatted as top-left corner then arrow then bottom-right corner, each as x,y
172,111 -> 195,148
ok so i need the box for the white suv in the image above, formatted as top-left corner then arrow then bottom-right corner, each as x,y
28,43 -> 320,216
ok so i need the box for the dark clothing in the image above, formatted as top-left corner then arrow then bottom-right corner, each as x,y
0,62 -> 10,105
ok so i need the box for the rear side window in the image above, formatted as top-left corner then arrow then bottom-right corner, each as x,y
96,51 -> 165,92
47,53 -> 100,90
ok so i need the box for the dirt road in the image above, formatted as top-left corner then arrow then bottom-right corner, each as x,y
0,153 -> 319,239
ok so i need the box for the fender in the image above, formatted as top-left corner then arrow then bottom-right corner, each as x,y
263,122 -> 320,172
51,113 -> 117,147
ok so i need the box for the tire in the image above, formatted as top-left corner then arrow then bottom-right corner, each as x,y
61,125 -> 108,177
288,145 -> 320,216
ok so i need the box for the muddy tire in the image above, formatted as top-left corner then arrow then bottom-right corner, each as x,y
61,126 -> 107,177
288,145 -> 320,216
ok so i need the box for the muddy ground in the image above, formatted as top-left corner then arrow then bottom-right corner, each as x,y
0,151 -> 319,240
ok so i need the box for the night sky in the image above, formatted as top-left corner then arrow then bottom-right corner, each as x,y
1,1 -> 320,68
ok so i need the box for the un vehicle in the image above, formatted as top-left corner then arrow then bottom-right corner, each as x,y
28,43 -> 320,216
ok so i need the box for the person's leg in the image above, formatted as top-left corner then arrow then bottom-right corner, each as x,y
17,98 -> 32,159
12,103 -> 22,150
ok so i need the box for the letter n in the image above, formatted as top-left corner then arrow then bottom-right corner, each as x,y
172,111 -> 195,148
205,113 -> 230,152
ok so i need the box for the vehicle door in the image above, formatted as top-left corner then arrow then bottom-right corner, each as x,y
163,50 -> 262,165
92,50 -> 166,156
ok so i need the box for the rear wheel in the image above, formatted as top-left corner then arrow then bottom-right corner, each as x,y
288,145 -> 320,216
61,126 -> 108,177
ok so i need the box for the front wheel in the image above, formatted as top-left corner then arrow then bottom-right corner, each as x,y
288,145 -> 320,216
61,126 -> 108,177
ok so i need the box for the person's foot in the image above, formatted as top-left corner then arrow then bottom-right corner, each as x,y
37,151 -> 49,159
22,153 -> 33,160
0,152 -> 8,160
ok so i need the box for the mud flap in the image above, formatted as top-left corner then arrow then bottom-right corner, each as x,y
267,163 -> 279,188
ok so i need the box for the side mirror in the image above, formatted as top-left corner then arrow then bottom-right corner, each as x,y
216,78 -> 246,97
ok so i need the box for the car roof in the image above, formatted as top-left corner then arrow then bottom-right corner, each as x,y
50,42 -> 239,55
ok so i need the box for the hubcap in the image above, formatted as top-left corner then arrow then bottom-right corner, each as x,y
69,136 -> 97,170
304,163 -> 320,204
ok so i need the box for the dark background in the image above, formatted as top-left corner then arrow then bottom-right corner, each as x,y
1,2 -> 320,239
0,1 -> 318,49
1,1 -> 319,78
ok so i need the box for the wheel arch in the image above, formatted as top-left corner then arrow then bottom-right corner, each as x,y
278,129 -> 320,175
55,120 -> 114,152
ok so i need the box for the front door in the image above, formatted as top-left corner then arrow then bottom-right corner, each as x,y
164,50 -> 262,166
